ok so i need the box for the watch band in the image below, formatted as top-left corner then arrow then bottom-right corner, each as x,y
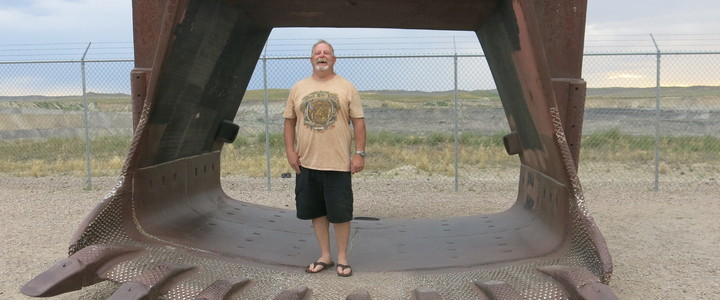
355,150 -> 366,157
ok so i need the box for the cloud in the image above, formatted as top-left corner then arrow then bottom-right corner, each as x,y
608,73 -> 644,80
587,14 -> 720,36
268,28 -> 480,57
0,0 -> 132,44
586,0 -> 720,35
584,1 -> 720,52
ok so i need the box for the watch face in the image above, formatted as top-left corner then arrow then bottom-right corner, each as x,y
356,151 -> 366,157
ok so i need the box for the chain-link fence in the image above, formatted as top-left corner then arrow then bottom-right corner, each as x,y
1,52 -> 718,190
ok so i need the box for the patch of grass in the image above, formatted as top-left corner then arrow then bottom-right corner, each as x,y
581,128 -> 720,163
423,100 -> 452,107
242,89 -> 290,101
1,131 -> 717,178
0,155 -> 126,177
0,136 -> 131,176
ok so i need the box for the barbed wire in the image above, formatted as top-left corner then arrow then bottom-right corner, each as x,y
0,42 -> 134,61
1,33 -> 719,61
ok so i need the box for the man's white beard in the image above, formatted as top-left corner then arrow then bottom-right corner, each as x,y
314,64 -> 330,71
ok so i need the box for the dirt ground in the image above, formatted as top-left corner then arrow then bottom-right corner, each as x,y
1,173 -> 718,299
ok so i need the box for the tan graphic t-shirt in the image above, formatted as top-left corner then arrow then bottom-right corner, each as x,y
283,75 -> 364,172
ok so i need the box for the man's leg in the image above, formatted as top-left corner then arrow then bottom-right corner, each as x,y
308,216 -> 333,272
333,221 -> 352,275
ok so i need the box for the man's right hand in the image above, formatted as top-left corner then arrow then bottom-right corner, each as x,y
283,118 -> 300,174
286,151 -> 301,174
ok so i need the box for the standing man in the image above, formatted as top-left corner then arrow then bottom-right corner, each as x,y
283,40 -> 366,277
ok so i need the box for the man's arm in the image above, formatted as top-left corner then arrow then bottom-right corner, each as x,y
350,117 -> 366,174
284,118 -> 301,174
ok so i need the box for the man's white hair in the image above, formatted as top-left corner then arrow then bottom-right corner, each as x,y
311,40 -> 335,56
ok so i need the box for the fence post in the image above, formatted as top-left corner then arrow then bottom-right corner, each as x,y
263,49 -> 271,191
453,37 -> 459,192
651,34 -> 661,191
81,42 -> 93,190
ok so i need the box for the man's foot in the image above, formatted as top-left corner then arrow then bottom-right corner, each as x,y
336,264 -> 352,277
305,261 -> 334,273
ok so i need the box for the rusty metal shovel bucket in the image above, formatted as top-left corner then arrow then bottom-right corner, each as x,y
23,0 -> 615,299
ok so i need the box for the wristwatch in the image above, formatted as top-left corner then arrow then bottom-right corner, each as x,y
355,150 -> 366,157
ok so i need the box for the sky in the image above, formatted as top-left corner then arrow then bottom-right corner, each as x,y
1,0 -> 719,58
1,0 -> 719,93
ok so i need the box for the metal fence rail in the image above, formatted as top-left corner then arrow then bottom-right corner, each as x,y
1,52 -> 718,190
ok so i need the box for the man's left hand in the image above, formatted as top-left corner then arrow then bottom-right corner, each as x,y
350,155 -> 364,174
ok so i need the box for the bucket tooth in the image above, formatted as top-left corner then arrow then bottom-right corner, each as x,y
21,244 -> 142,297
537,265 -> 620,300
274,286 -> 311,300
346,290 -> 372,300
107,264 -> 194,300
191,277 -> 251,300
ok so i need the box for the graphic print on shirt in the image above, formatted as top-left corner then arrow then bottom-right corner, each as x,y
300,91 -> 339,131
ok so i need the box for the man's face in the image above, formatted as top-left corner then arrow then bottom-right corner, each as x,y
311,43 -> 336,72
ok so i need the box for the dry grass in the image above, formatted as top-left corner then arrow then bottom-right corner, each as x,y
0,156 -> 126,177
0,130 -> 717,179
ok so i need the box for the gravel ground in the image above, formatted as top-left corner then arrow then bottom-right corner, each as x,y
1,172 -> 718,299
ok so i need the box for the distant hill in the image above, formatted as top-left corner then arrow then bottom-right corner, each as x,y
586,86 -> 720,98
0,92 -> 131,102
2,86 -> 718,103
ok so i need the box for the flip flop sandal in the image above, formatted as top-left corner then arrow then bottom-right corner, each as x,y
336,264 -> 353,277
305,261 -> 334,273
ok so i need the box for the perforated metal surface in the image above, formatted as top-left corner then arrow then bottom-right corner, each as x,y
61,180 -> 606,299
